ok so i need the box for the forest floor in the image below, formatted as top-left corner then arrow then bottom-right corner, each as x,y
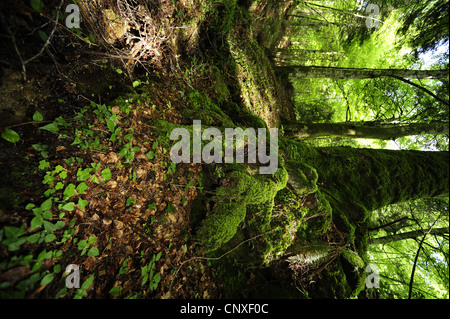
0,0 -> 304,299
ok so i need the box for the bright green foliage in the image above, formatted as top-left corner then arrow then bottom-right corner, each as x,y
213,167 -> 288,204
33,111 -> 44,122
141,252 -> 162,291
1,128 -> 20,143
77,236 -> 99,257
284,160 -> 318,197
367,197 -> 449,298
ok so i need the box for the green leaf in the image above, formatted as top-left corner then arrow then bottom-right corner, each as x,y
141,273 -> 148,286
78,239 -> 87,250
39,122 -> 59,133
115,68 -> 123,75
32,144 -> 47,152
151,273 -> 161,290
145,151 -> 155,160
88,236 -> 97,244
7,238 -> 27,251
87,246 -> 99,257
101,167 -> 112,181
32,206 -> 43,216
56,287 -> 67,299
39,160 -> 50,170
55,220 -> 66,230
76,182 -> 88,194
44,233 -> 57,243
118,146 -> 128,157
42,210 -> 52,219
59,171 -> 68,179
77,168 -> 91,181
81,274 -> 94,290
132,80 -> 141,88
33,111 -> 44,121
2,128 -> 20,143
43,220 -> 57,232
4,225 -> 26,239
53,264 -> 62,274
55,182 -> 64,190
30,0 -> 44,12
91,174 -> 99,184
27,233 -> 41,244
109,285 -> 121,296
77,198 -> 88,210
41,198 -> 52,211
31,216 -> 43,230
40,273 -> 54,286
61,202 -> 75,211
106,118 -> 116,133
63,184 -> 76,199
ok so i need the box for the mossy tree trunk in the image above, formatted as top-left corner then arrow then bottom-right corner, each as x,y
281,139 -> 449,236
369,227 -> 449,245
276,65 -> 449,79
283,121 -> 450,140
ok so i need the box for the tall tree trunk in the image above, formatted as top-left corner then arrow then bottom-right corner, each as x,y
275,48 -> 344,55
281,139 -> 449,234
369,227 -> 449,245
276,65 -> 449,79
283,121 -> 450,140
367,216 -> 411,232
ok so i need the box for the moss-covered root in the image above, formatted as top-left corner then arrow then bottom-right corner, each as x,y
213,165 -> 288,204
285,160 -> 318,197
196,165 -> 288,251
195,201 -> 246,251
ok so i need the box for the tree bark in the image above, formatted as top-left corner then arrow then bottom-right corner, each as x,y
281,139 -> 449,233
276,65 -> 449,79
275,48 -> 344,55
283,121 -> 450,140
367,216 -> 411,232
369,227 -> 449,245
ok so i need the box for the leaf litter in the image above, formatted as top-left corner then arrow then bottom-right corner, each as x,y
11,79 -> 223,299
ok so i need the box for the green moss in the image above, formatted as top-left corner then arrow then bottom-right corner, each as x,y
293,191 -> 332,240
285,160 -> 318,196
246,200 -> 275,231
263,210 -> 301,262
210,66 -> 231,100
280,138 -> 448,245
214,166 -> 287,204
341,249 -> 365,269
195,200 -> 246,251
183,90 -> 235,127
279,137 -> 319,163
196,164 -> 288,251
221,101 -> 268,130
